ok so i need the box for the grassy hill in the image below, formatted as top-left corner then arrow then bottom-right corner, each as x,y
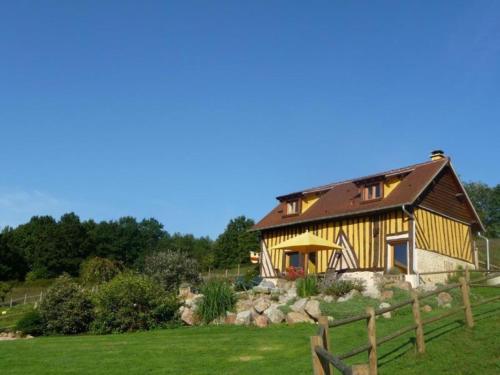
1,287 -> 498,374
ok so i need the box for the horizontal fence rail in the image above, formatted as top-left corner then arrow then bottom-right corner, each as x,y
310,269 -> 500,375
0,292 -> 44,308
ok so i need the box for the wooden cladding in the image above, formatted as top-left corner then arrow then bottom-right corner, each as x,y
418,167 -> 476,224
414,208 -> 473,263
262,210 -> 410,273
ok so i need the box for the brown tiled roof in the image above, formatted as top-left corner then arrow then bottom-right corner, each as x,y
253,158 -> 450,231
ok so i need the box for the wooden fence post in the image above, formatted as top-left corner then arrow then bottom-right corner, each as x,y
225,269 -> 228,278
310,336 -> 326,375
10,297 -> 12,308
237,264 -> 240,276
459,277 -> 474,328
366,307 -> 377,375
24,294 -> 27,305
465,267 -> 470,284
39,291 -> 43,302
411,291 -> 425,353
318,316 -> 332,374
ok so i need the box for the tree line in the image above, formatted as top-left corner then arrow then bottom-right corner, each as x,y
0,214 -> 259,281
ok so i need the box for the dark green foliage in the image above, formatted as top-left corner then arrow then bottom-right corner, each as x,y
296,276 -> 318,297
143,250 -> 201,292
213,216 -> 259,268
92,273 -> 180,333
15,309 -> 45,336
0,281 -> 13,302
39,275 -> 94,335
323,279 -> 365,297
234,266 -> 261,291
197,279 -> 236,323
464,181 -> 500,237
80,257 -> 123,285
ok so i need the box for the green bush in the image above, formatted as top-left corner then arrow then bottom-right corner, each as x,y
0,282 -> 13,303
143,251 -> 201,292
25,267 -> 50,282
234,267 -> 262,292
296,276 -> 318,297
15,309 -> 45,336
197,278 -> 236,324
92,273 -> 180,333
39,275 -> 94,335
446,266 -> 464,284
80,257 -> 123,286
323,279 -> 365,297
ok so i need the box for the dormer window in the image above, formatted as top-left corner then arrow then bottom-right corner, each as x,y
286,199 -> 299,215
363,182 -> 382,201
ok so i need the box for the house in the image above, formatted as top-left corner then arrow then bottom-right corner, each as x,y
251,151 -> 484,286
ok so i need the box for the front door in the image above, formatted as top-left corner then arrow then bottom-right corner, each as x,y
390,242 -> 408,273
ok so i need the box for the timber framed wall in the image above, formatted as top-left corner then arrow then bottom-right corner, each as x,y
261,209 -> 410,274
414,207 -> 473,264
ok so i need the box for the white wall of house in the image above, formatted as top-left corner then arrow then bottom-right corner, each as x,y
416,247 -> 475,284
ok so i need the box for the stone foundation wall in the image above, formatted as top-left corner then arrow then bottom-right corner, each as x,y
416,248 -> 475,284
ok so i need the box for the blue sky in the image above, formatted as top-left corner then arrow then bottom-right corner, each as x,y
1,1 -> 499,237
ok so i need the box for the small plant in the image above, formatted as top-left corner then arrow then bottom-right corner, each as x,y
446,266 -> 464,284
386,267 -> 402,275
296,276 -> 318,297
285,266 -> 304,281
197,278 -> 236,324
324,279 -> 365,297
234,268 -> 262,291
39,274 -> 94,335
15,309 -> 45,336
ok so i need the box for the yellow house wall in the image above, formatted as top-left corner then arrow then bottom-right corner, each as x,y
414,208 -> 473,263
384,177 -> 401,198
262,209 -> 409,273
301,194 -> 320,213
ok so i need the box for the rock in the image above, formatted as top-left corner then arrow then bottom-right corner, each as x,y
254,298 -> 271,314
338,289 -> 360,303
236,299 -> 254,313
276,279 -> 295,291
421,305 -> 432,313
286,311 -> 314,324
278,294 -> 294,304
264,306 -> 285,324
25,335 -> 34,339
380,290 -> 394,301
396,281 -> 412,291
185,294 -> 203,309
305,300 -> 321,320
224,312 -> 237,325
327,316 -> 335,325
179,285 -> 191,298
323,295 -> 334,303
254,315 -> 269,328
379,302 -> 392,319
437,292 -> 453,307
259,280 -> 276,289
253,280 -> 276,294
286,288 -> 298,299
181,308 -> 198,326
362,288 -> 381,299
236,310 -> 252,325
291,298 -> 308,313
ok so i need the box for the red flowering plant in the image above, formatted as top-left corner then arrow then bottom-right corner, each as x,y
285,266 -> 305,281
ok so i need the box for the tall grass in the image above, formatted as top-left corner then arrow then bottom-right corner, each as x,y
296,276 -> 318,297
197,279 -> 236,324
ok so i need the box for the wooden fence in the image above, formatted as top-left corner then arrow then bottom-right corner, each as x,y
0,292 -> 44,308
310,269 -> 500,375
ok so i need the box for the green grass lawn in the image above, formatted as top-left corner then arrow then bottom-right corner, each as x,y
0,287 -> 498,375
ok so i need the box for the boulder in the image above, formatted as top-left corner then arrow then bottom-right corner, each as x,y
254,315 -> 269,328
235,310 -> 252,325
236,299 -> 254,313
421,305 -> 432,313
254,298 -> 271,314
305,300 -> 321,320
286,311 -> 314,324
437,292 -> 453,307
185,294 -> 203,309
291,298 -> 308,313
323,295 -> 334,303
181,308 -> 198,326
178,285 -> 192,298
225,312 -> 237,325
395,281 -> 412,291
379,302 -> 392,319
264,306 -> 285,324
380,290 -> 394,301
338,289 -> 360,303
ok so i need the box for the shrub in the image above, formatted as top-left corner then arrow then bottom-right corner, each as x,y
234,267 -> 262,291
296,276 -> 318,297
447,266 -> 464,284
25,267 -> 50,282
0,282 -> 13,303
92,273 -> 180,333
323,279 -> 365,297
285,266 -> 304,281
143,251 -> 201,292
80,257 -> 123,286
15,309 -> 45,336
197,278 -> 236,324
39,275 -> 94,335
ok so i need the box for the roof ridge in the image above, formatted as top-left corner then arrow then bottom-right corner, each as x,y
277,157 -> 448,199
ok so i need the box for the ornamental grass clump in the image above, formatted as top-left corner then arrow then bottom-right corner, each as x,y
197,278 -> 236,324
296,276 -> 318,297
323,279 -> 365,298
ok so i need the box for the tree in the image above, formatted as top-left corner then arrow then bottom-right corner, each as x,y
464,182 -> 500,237
213,216 -> 259,269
